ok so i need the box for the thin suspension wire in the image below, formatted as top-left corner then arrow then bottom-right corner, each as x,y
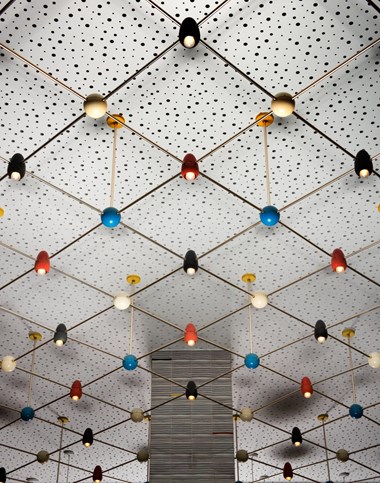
27,339 -> 37,407
348,338 -> 357,403
247,281 -> 253,353
56,422 -> 65,483
110,127 -> 118,207
234,416 -> 239,481
129,285 -> 135,354
321,421 -> 331,482
263,125 -> 271,206
147,417 -> 151,481
66,453 -> 71,483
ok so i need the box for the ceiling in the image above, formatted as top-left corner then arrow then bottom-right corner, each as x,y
0,0 -> 379,482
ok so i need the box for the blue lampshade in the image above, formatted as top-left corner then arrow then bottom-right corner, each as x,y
123,354 -> 138,371
260,205 -> 280,226
20,406 -> 35,421
244,353 -> 260,369
101,207 -> 121,228
349,403 -> 363,419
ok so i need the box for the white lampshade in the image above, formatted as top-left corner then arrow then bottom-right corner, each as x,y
251,291 -> 268,309
368,352 -> 380,369
240,407 -> 253,422
1,355 -> 16,372
113,292 -> 131,310
83,93 -> 108,119
271,92 -> 295,117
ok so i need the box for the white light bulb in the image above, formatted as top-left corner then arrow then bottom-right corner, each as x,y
37,268 -> 46,276
317,336 -> 326,343
185,172 -> 196,181
186,267 -> 196,276
359,169 -> 369,178
187,339 -> 195,347
1,355 -> 16,372
336,266 -> 345,273
55,340 -> 64,347
83,93 -> 108,119
251,291 -> 268,309
113,293 -> 131,310
368,352 -> 380,369
11,171 -> 21,181
304,391 -> 311,399
184,35 -> 196,48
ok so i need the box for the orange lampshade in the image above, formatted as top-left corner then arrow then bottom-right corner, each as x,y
184,323 -> 198,346
70,380 -> 82,401
301,376 -> 313,398
331,248 -> 347,273
34,251 -> 50,275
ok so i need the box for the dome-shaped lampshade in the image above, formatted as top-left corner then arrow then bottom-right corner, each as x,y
131,408 -> 144,423
301,377 -> 313,398
70,380 -> 82,401
113,292 -> 131,310
184,323 -> 198,346
336,448 -> 349,462
137,448 -> 149,463
21,406 -> 35,421
251,291 -> 268,309
240,407 -> 253,422
83,428 -> 94,447
331,248 -> 347,273
54,324 -> 67,346
314,320 -> 328,343
36,450 -> 49,464
186,381 -> 197,400
83,94 -> 108,119
101,207 -> 121,228
93,465 -> 102,483
260,205 -> 280,226
236,449 -> 248,462
283,462 -> 293,481
244,353 -> 260,369
349,403 -> 363,419
34,251 -> 50,276
183,250 -> 198,275
7,153 -> 26,181
123,354 -> 138,371
368,352 -> 380,368
271,93 -> 295,117
0,467 -> 6,483
291,427 -> 302,446
181,153 -> 199,181
179,17 -> 200,48
354,149 -> 373,178
1,355 -> 16,373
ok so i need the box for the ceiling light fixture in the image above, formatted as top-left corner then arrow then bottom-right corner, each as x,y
56,416 -> 69,483
137,448 -> 150,463
318,413 -> 333,483
331,248 -> 347,273
242,274 -> 261,369
256,113 -> 280,227
101,115 -> 124,228
93,465 -> 102,483
283,462 -> 293,481
239,407 -> 253,422
184,323 -> 198,346
83,93 -> 108,119
113,292 -> 131,310
34,251 -> 50,276
354,149 -> 373,178
82,428 -> 94,447
7,153 -> 26,181
131,408 -> 144,423
70,380 -> 82,401
20,331 -> 42,422
291,427 -> 302,447
186,381 -> 197,400
0,467 -> 6,483
236,449 -> 248,463
36,450 -> 49,464
342,328 -> 363,419
181,153 -> 199,181
54,323 -> 67,346
271,93 -> 295,117
314,320 -> 328,343
123,275 -> 140,371
250,291 -> 268,309
179,18 -> 200,49
336,448 -> 350,463
368,351 -> 380,368
301,376 -> 313,398
1,355 -> 16,373
183,250 -> 198,275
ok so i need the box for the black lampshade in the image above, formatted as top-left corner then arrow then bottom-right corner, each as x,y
183,250 -> 198,275
7,153 -> 26,181
186,380 -> 197,400
179,17 -> 200,48
314,320 -> 328,343
0,467 -> 6,483
83,427 -> 94,447
54,323 -> 67,346
291,426 -> 302,446
354,149 -> 373,178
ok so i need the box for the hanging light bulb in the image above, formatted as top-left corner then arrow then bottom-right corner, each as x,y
0,467 -> 6,483
354,149 -> 373,178
314,320 -> 328,343
34,251 -> 50,276
239,407 -> 253,422
83,94 -> 108,119
186,381 -> 197,400
113,292 -> 131,310
184,323 -> 198,346
7,153 -> 26,181
123,354 -> 138,371
271,93 -> 295,117
349,403 -> 363,419
93,465 -> 102,483
179,18 -> 200,48
1,355 -> 16,372
181,153 -> 199,181
70,380 -> 82,401
131,408 -> 144,423
336,449 -> 350,462
36,450 -> 49,464
101,207 -> 121,228
250,291 -> 268,309
301,376 -> 313,398
183,250 -> 198,275
137,448 -> 150,463
244,353 -> 260,369
82,428 -> 94,447
236,449 -> 249,462
283,462 -> 293,481
20,406 -> 35,421
291,427 -> 302,447
54,324 -> 67,346
368,352 -> 380,368
260,205 -> 280,226
331,249 -> 347,273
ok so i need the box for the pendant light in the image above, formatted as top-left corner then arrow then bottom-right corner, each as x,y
63,450 -> 74,483
113,292 -> 131,310
301,376 -> 313,398
239,407 -> 253,422
318,413 -> 333,483
314,320 -> 328,343
186,381 -> 197,400
70,380 -> 82,401
354,149 -> 373,178
82,428 -> 94,447
342,328 -> 363,419
34,251 -> 50,275
183,250 -> 198,275
20,332 -> 41,422
283,462 -> 293,481
368,352 -> 380,368
184,323 -> 198,346
36,450 -> 49,464
291,427 -> 302,447
56,416 -> 69,483
54,324 -> 67,346
7,153 -> 26,181
181,153 -> 199,181
271,93 -> 295,117
242,274 -> 261,369
123,275 -> 140,371
331,249 -> 347,273
256,113 -> 280,226
336,448 -> 350,462
93,465 -> 102,483
250,291 -> 268,309
83,93 -> 108,119
131,408 -> 144,423
100,115 -> 124,228
179,18 -> 200,49
1,355 -> 16,372
0,467 -> 6,483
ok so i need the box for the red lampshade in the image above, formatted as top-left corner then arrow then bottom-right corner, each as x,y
70,380 -> 82,401
184,323 -> 198,346
283,462 -> 293,481
301,376 -> 313,399
331,248 -> 347,273
181,153 -> 199,181
34,251 -> 50,275
93,465 -> 102,483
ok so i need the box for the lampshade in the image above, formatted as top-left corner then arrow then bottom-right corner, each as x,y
331,248 -> 347,273
260,205 -> 280,226
336,448 -> 350,462
83,94 -> 108,119
181,153 -> 199,180
244,353 -> 260,369
240,407 -> 253,422
131,408 -> 144,423
137,448 -> 149,463
236,449 -> 248,462
186,381 -> 197,400
93,465 -> 102,483
183,250 -> 198,275
179,17 -> 200,48
271,93 -> 295,117
101,207 -> 121,228
54,324 -> 67,346
123,354 -> 138,371
83,428 -> 94,447
349,403 -> 363,419
36,450 -> 49,464
354,149 -> 373,178
184,323 -> 198,346
251,291 -> 268,309
34,251 -> 50,275
368,352 -> 380,368
283,462 -> 293,480
70,380 -> 82,401
7,153 -> 26,181
1,355 -> 16,372
314,320 -> 328,343
113,292 -> 131,310
291,427 -> 302,446
301,376 -> 313,398
20,406 -> 35,421
0,467 -> 6,483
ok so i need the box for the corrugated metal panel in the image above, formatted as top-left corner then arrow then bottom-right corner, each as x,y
150,351 -> 234,483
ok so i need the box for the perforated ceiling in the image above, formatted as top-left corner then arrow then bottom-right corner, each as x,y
0,0 -> 379,482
